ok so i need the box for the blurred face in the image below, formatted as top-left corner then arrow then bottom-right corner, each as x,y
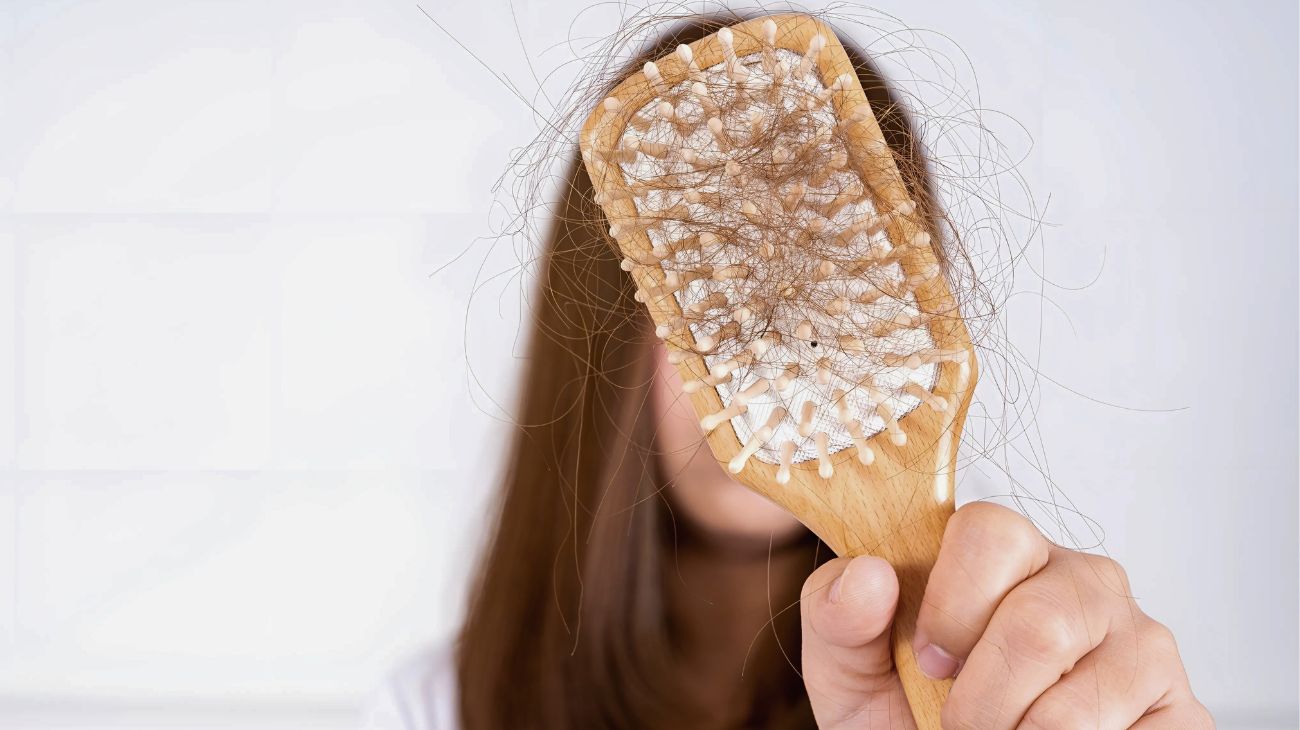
651,343 -> 806,549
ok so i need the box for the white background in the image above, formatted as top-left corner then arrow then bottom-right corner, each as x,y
0,0 -> 1296,728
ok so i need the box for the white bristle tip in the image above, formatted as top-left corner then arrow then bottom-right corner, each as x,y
643,62 -> 664,92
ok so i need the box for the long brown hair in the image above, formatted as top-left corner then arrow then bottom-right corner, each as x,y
456,13 -> 942,729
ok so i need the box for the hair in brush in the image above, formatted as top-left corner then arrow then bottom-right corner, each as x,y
586,21 -> 968,480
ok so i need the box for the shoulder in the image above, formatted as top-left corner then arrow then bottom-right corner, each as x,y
360,644 -> 459,730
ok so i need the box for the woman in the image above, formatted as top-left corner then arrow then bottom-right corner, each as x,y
366,14 -> 1211,730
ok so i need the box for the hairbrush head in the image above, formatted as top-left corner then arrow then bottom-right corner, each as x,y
581,13 -> 976,500
580,15 -> 979,725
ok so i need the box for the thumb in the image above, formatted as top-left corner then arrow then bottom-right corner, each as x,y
801,555 -> 914,729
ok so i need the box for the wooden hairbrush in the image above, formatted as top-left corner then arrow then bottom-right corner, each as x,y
579,14 -> 977,727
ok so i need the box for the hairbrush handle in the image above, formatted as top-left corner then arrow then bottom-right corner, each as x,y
854,486 -> 953,730
746,397 -> 968,729
803,455 -> 957,729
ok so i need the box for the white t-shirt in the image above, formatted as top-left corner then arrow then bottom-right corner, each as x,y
360,646 -> 458,730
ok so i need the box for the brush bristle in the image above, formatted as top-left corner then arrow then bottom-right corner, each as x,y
589,23 -> 967,476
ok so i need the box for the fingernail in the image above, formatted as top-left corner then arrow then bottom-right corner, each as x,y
826,566 -> 847,600
916,643 -> 961,679
829,561 -> 851,604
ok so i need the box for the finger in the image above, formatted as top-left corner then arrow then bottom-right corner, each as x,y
914,502 -> 1051,678
943,552 -> 1124,729
1124,623 -> 1213,730
1128,692 -> 1215,729
1018,618 -> 1182,729
800,555 -> 912,729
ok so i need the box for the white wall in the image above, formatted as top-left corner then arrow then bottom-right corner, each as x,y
0,0 -> 1295,727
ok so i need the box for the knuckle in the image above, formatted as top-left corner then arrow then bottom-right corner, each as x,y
1082,553 -> 1132,594
1141,617 -> 1176,646
1188,699 -> 1216,727
1139,618 -> 1181,658
1011,618 -> 1076,664
1003,591 -> 1081,663
946,502 -> 1042,561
